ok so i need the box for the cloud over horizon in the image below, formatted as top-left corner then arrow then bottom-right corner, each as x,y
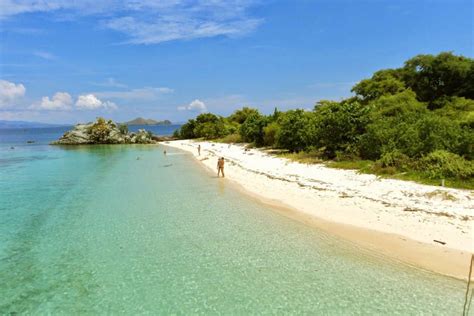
0,80 -> 26,108
178,99 -> 207,113
76,94 -> 117,110
31,92 -> 73,110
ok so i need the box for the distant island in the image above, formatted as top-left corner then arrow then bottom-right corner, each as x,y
125,117 -> 172,126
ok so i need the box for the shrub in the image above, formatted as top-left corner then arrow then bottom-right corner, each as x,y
220,133 -> 242,143
179,119 -> 196,139
263,122 -> 280,147
415,114 -> 464,156
378,150 -> 412,170
118,124 -> 128,135
417,150 -> 474,179
313,98 -> 370,158
88,117 -> 111,143
172,129 -> 180,138
193,113 -> 228,139
239,112 -> 268,146
276,110 -> 315,152
228,107 -> 260,124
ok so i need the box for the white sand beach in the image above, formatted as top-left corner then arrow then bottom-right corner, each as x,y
166,140 -> 474,279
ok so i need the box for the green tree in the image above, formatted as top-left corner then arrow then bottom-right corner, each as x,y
239,112 -> 268,146
358,91 -> 427,159
276,110 -> 315,152
179,119 -> 196,139
313,99 -> 370,158
263,122 -> 280,147
402,52 -> 474,103
352,69 -> 406,103
229,107 -> 260,124
193,113 -> 226,139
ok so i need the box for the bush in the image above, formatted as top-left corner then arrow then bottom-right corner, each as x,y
219,133 -> 242,143
239,112 -> 268,146
179,119 -> 196,139
172,129 -> 180,138
118,124 -> 128,135
378,150 -> 412,170
276,110 -> 315,152
417,150 -> 474,179
313,98 -> 370,158
223,120 -> 240,135
415,114 -> 464,156
193,113 -> 228,139
229,107 -> 260,124
263,122 -> 280,147
88,117 -> 111,143
358,91 -> 427,159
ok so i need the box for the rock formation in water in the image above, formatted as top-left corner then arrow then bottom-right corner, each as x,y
51,118 -> 156,145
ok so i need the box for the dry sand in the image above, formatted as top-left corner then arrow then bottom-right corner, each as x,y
165,140 -> 474,279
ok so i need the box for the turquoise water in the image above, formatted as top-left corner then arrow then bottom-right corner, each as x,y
0,129 -> 470,314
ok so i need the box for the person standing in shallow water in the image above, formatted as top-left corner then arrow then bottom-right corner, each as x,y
217,157 -> 225,177
198,144 -> 201,156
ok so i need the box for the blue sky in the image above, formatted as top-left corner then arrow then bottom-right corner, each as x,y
0,0 -> 472,124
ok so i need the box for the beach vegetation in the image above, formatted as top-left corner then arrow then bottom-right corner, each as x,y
240,111 -> 268,146
175,52 -> 474,188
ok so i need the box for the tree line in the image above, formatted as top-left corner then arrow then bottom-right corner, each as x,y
174,52 -> 473,184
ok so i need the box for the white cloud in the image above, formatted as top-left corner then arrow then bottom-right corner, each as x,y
75,94 -> 117,110
94,77 -> 128,88
0,79 -> 26,108
33,50 -> 56,60
31,92 -> 73,110
178,99 -> 207,112
106,15 -> 261,45
95,86 -> 173,100
0,1 -> 262,44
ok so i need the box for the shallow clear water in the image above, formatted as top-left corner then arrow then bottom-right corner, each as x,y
0,128 -> 470,314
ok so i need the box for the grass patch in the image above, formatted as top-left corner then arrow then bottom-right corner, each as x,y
272,153 -> 474,190
325,160 -> 373,171
385,171 -> 474,190
213,133 -> 242,143
276,151 -> 323,164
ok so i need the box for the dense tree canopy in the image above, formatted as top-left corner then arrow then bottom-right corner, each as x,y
175,52 -> 474,182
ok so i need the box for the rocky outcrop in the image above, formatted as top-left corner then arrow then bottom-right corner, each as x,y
51,118 -> 156,145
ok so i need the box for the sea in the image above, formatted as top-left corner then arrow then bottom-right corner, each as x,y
0,126 -> 470,314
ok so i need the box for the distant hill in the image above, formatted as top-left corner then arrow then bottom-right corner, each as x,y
125,117 -> 172,125
0,120 -> 65,129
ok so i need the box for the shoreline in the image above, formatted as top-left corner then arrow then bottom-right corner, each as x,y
164,140 -> 473,280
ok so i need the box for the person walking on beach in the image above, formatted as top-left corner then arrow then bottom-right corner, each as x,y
217,157 -> 225,178
198,144 -> 201,156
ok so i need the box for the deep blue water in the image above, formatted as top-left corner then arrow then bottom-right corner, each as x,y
0,124 -> 181,147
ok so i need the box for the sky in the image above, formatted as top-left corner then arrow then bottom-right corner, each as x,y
0,0 -> 472,124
